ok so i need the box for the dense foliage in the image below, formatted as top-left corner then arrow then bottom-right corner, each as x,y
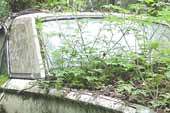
0,0 -> 9,17
1,0 -> 114,13
35,1 -> 170,113
1,0 -> 170,112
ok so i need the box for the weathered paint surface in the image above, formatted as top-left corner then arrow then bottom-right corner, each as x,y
1,79 -> 156,113
1,79 -> 137,113
8,15 -> 45,78
0,93 -> 122,113
1,79 -> 157,113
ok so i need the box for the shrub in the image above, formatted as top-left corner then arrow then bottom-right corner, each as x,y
0,0 -> 9,17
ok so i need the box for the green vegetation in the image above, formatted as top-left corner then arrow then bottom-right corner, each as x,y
1,0 -> 170,112
49,35 -> 170,111
129,0 -> 166,16
0,75 -> 8,86
4,0 -> 104,12
35,1 -> 170,112
0,0 -> 9,17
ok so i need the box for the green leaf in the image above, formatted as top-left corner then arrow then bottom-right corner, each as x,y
150,41 -> 160,49
35,18 -> 43,29
102,4 -> 128,13
0,75 -> 8,86
104,15 -> 124,23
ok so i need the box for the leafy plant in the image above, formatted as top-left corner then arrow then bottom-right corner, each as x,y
34,1 -> 170,112
0,0 -> 9,17
0,75 -> 8,86
102,4 -> 129,13
128,0 -> 166,16
149,93 -> 170,108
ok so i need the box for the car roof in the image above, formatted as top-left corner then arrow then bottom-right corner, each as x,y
14,12 -> 124,21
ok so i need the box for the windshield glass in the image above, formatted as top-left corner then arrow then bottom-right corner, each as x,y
40,18 -> 170,70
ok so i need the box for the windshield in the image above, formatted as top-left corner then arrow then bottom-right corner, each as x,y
39,17 -> 170,70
